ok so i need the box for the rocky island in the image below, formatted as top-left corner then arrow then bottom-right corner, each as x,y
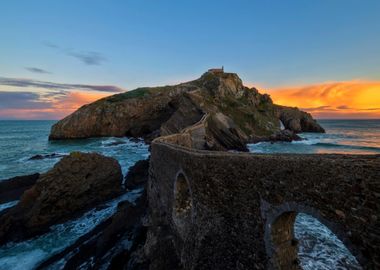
0,70 -> 378,270
49,70 -> 324,151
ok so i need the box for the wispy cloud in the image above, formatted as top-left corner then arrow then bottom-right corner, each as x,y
300,105 -> 332,112
67,51 -> 106,66
0,77 -> 124,93
43,41 -> 106,66
0,91 -> 53,109
0,90 -> 110,120
25,67 -> 51,74
43,41 -> 59,49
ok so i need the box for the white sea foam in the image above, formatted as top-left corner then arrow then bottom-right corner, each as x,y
295,213 -> 361,270
292,138 -> 322,145
0,249 -> 48,270
0,200 -> 18,212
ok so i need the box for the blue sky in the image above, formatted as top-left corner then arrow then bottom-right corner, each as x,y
1,0 -> 380,88
1,1 -> 380,119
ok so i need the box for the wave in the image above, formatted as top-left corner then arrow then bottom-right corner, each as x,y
295,213 -> 361,269
292,138 -> 322,145
294,140 -> 380,152
0,200 -> 19,212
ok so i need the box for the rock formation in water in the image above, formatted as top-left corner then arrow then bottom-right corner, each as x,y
0,152 -> 123,245
49,71 -> 324,150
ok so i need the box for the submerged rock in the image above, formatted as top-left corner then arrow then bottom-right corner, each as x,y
0,152 -> 123,245
49,71 -> 324,150
28,153 -> 66,160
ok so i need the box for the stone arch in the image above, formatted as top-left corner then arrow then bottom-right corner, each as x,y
172,170 -> 194,236
263,202 -> 364,269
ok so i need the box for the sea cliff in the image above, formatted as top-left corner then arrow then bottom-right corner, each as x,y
49,71 -> 324,151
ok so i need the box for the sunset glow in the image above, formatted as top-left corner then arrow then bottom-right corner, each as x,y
265,81 -> 380,119
0,91 -> 110,120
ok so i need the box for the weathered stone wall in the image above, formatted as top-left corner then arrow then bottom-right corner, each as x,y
148,141 -> 380,269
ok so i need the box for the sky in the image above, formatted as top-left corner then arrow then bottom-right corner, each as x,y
0,0 -> 379,119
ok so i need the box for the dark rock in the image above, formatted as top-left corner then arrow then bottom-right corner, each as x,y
28,153 -> 66,160
36,190 -> 148,270
0,173 -> 39,204
160,94 -> 204,137
143,225 -> 183,270
269,129 -> 302,142
0,152 -> 123,245
205,112 -> 248,152
276,105 -> 325,133
125,159 -> 150,190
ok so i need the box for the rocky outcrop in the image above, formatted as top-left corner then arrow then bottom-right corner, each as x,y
36,192 -> 148,270
49,71 -> 324,150
125,159 -> 150,190
0,152 -> 123,245
205,112 -> 249,151
0,173 -> 39,204
49,86 -> 190,141
276,105 -> 325,133
268,129 -> 302,142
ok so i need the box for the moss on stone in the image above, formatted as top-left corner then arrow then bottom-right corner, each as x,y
105,86 -> 176,103
106,88 -> 151,102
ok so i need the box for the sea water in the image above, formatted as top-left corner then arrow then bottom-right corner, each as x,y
248,119 -> 380,155
0,120 -> 149,180
1,119 -> 378,269
0,120 -> 149,269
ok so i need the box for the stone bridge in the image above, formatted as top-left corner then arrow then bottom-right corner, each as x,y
148,139 -> 380,269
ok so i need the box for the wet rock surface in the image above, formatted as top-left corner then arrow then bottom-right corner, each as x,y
269,129 -> 302,142
36,191 -> 148,270
0,173 -> 39,204
0,152 -> 123,245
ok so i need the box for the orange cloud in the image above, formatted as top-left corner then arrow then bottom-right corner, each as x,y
264,81 -> 380,119
0,91 -> 110,120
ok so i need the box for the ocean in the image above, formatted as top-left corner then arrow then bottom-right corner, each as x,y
0,119 -> 378,269
248,119 -> 380,155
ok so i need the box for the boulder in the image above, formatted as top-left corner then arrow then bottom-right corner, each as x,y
0,152 -> 123,245
269,129 -> 302,142
125,159 -> 150,190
